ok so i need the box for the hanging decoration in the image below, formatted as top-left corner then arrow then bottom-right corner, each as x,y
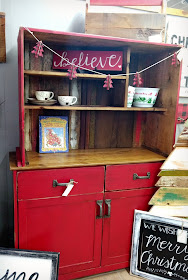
67,65 -> 77,80
133,72 -> 143,87
171,52 -> 180,67
103,74 -> 113,90
25,27 -> 182,92
31,41 -> 44,58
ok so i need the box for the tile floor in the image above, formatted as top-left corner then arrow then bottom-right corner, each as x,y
79,269 -> 138,280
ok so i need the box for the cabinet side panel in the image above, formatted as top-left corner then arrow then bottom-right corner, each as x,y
18,29 -> 25,166
143,54 -> 180,155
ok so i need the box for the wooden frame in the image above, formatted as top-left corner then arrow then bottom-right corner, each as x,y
17,27 -> 181,167
131,210 -> 188,280
0,12 -> 6,62
0,247 -> 59,280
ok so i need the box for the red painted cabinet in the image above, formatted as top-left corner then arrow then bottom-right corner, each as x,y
101,187 -> 156,267
14,162 -> 161,279
18,193 -> 103,276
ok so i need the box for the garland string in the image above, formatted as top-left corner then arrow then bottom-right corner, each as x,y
25,27 -> 181,78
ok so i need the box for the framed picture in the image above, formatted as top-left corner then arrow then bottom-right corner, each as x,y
130,210 -> 188,280
0,247 -> 59,280
39,116 -> 69,153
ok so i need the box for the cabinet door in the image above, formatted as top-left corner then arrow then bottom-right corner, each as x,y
18,193 -> 103,276
101,188 -> 156,267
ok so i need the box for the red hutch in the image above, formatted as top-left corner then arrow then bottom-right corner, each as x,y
9,27 -> 181,280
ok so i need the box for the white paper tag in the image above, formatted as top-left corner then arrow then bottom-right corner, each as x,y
177,229 -> 187,244
62,183 -> 74,197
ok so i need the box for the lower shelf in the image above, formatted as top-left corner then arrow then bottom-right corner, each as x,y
24,104 -> 167,111
10,147 -> 166,170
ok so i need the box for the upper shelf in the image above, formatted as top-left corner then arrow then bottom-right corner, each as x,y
24,70 -> 127,80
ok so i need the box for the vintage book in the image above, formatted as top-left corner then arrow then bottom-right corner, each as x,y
39,116 -> 69,153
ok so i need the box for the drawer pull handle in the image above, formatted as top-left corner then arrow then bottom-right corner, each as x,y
104,199 -> 111,218
53,179 -> 77,196
96,200 -> 103,219
133,172 -> 150,180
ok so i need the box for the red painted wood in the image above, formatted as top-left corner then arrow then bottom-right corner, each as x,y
53,50 -> 123,71
17,166 -> 105,199
101,187 -> 156,266
16,147 -> 22,167
13,171 -> 18,248
18,193 -> 103,276
90,0 -> 162,6
18,28 -> 25,166
105,162 -> 162,191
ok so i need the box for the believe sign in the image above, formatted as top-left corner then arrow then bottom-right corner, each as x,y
53,50 -> 123,71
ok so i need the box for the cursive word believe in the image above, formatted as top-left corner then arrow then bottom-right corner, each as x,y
53,50 -> 122,71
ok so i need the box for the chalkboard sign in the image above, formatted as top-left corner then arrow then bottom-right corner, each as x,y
0,248 -> 59,280
131,210 -> 188,280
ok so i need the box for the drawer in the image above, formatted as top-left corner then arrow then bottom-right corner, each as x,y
17,166 -> 105,200
105,162 -> 162,191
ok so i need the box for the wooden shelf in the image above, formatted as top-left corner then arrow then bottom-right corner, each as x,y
24,104 -> 167,112
24,70 -> 126,80
9,147 -> 166,170
159,147 -> 188,176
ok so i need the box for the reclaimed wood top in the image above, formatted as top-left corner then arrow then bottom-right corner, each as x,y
9,148 -> 166,171
175,127 -> 188,147
159,147 -> 188,176
149,187 -> 188,206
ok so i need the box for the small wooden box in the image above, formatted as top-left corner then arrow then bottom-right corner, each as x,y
0,12 -> 5,63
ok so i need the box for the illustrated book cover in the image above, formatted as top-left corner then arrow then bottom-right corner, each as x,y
39,116 -> 69,153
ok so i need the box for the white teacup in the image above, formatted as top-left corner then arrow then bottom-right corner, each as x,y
58,96 -> 77,106
35,91 -> 54,101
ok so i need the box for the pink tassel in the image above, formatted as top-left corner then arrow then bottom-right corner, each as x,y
103,74 -> 113,90
133,72 -> 143,87
171,53 -> 180,67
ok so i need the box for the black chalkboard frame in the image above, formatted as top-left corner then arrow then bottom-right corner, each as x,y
0,247 -> 59,280
130,210 -> 188,280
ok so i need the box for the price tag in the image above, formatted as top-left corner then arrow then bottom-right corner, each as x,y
62,183 -> 74,197
177,229 -> 187,244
